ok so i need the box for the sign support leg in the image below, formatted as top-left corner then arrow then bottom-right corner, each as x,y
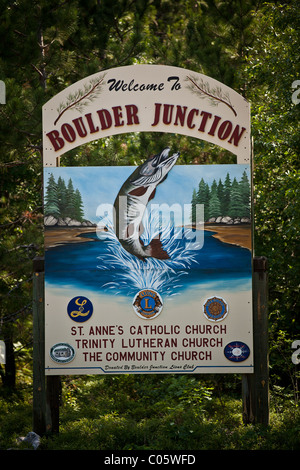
46,375 -> 61,434
32,257 -> 46,435
242,256 -> 269,425
33,256 -> 61,435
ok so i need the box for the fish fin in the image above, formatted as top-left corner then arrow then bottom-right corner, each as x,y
147,237 -> 169,260
139,221 -> 144,237
149,188 -> 156,201
129,186 -> 148,196
125,222 -> 144,239
125,223 -> 135,238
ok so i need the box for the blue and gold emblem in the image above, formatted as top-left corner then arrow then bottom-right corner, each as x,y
133,289 -> 163,319
67,296 -> 93,322
203,296 -> 228,322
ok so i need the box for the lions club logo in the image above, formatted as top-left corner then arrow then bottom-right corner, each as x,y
203,296 -> 228,322
132,289 -> 163,319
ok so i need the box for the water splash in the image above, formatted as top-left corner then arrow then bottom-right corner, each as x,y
96,209 -> 202,297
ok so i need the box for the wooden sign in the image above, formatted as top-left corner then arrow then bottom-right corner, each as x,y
43,65 -> 250,166
43,65 -> 253,375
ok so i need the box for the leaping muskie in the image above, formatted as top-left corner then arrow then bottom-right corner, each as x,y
114,147 -> 180,261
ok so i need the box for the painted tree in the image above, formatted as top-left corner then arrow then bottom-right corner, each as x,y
192,171 -> 251,221
208,180 -> 221,219
217,179 -> 224,207
239,171 -> 251,218
190,188 -> 197,226
65,178 -> 76,220
57,176 -> 68,219
44,174 -> 85,221
44,174 -> 60,218
222,173 -> 232,216
196,178 -> 210,221
228,178 -> 245,218
74,189 -> 85,222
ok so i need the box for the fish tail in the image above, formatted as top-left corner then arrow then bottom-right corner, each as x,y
145,237 -> 169,260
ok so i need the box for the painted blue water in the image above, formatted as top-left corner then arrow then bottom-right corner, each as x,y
45,229 -> 252,297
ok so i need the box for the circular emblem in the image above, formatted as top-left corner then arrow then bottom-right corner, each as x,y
132,289 -> 163,319
67,296 -> 93,322
50,343 -> 76,364
224,341 -> 250,362
203,296 -> 228,322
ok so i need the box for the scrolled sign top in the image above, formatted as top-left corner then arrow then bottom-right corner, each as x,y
42,64 -> 250,166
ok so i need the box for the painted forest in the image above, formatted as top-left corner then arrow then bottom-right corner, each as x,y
0,0 -> 299,452
191,171 -> 251,222
44,174 -> 85,222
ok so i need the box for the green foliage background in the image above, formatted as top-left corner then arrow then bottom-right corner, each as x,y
0,0 -> 299,450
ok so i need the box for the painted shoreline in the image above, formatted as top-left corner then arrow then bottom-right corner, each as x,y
44,227 -> 99,249
204,224 -> 252,250
44,224 -> 252,251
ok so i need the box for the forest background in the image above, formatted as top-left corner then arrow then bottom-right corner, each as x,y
0,0 -> 299,451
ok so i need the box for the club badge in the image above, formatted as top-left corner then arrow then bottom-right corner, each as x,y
203,296 -> 228,322
224,341 -> 250,362
50,343 -> 76,364
67,296 -> 93,322
133,289 -> 163,319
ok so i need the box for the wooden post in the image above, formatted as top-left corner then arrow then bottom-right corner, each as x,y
46,375 -> 61,434
32,256 -> 61,434
242,256 -> 269,425
32,256 -> 46,435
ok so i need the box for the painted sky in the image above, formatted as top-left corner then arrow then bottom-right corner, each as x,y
44,163 -> 250,224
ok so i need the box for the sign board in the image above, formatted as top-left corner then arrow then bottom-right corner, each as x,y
43,65 -> 250,166
43,65 -> 253,375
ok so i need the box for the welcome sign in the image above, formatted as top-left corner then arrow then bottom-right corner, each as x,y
43,65 -> 253,375
43,65 -> 250,166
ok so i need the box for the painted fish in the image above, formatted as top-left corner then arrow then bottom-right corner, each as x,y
114,147 -> 180,260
